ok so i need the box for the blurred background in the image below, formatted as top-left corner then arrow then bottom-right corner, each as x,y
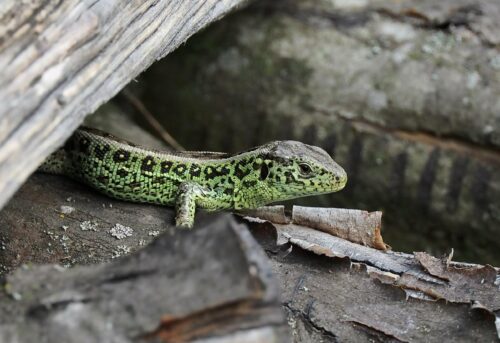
97,0 -> 499,264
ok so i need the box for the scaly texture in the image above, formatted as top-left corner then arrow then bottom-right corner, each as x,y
40,127 -> 347,227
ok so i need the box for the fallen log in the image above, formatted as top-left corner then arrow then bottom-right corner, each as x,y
134,0 -> 500,265
1,158 -> 498,341
0,214 -> 288,343
248,222 -> 500,342
1,97 -> 497,342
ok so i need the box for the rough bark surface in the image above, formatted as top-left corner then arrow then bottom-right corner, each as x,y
254,230 -> 499,342
0,214 -> 288,343
0,155 -> 497,342
0,0 -> 247,210
136,0 -> 500,264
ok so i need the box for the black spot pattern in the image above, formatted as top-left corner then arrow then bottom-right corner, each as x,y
161,161 -> 173,173
446,156 -> 469,213
78,138 -> 90,153
190,165 -> 201,177
390,152 -> 407,200
94,144 -> 110,160
117,169 -> 128,177
141,156 -> 156,172
235,161 -> 252,179
113,149 -> 130,162
174,164 -> 187,176
206,165 -> 231,179
205,166 -> 214,178
471,165 -> 491,215
243,180 -> 257,187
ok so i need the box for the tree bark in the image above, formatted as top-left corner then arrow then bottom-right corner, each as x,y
1,156 -> 497,342
0,214 -> 288,343
135,0 -> 500,265
0,107 -> 497,342
0,0 -> 246,210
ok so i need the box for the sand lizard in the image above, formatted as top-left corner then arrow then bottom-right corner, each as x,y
40,127 -> 347,228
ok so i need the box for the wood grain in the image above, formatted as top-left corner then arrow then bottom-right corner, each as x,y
0,0 -> 246,209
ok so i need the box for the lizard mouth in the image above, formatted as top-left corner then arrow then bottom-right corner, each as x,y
333,173 -> 347,191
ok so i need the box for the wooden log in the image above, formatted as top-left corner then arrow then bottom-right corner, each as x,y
0,0 -> 246,210
134,0 -> 500,265
1,160 -> 497,342
0,112 -> 496,341
249,223 -> 500,342
0,214 -> 288,342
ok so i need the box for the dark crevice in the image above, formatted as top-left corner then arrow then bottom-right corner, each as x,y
349,320 -> 408,343
313,106 -> 500,167
27,297 -> 92,319
284,302 -> 339,342
100,268 -> 158,284
248,1 -> 497,48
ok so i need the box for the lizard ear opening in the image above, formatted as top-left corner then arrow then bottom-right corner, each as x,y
260,164 -> 269,180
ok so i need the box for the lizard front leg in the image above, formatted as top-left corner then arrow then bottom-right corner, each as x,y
175,182 -> 229,228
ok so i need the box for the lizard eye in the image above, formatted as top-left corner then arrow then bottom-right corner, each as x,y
299,163 -> 312,175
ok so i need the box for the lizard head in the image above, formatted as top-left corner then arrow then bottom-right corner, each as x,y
236,140 -> 347,208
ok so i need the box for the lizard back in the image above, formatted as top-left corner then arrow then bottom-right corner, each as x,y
40,128 -> 245,208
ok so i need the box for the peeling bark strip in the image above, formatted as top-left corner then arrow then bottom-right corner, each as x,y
0,0 -> 246,210
239,205 -> 387,250
261,223 -> 500,340
291,206 -> 387,250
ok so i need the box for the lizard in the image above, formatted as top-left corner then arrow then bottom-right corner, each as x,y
39,127 -> 347,228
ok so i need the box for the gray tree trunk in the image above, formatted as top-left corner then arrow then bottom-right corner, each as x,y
135,0 -> 500,264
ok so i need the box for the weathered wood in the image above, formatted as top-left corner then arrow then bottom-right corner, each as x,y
0,0 -> 246,210
239,205 -> 387,250
1,167 -> 497,342
249,223 -> 500,342
0,215 -> 288,342
0,104 -> 497,341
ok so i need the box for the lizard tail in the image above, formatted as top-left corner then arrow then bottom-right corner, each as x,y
38,148 -> 69,175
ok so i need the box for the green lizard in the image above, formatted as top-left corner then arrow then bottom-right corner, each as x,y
40,127 -> 347,228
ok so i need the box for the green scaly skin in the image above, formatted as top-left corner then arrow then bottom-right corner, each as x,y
40,127 -> 347,228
